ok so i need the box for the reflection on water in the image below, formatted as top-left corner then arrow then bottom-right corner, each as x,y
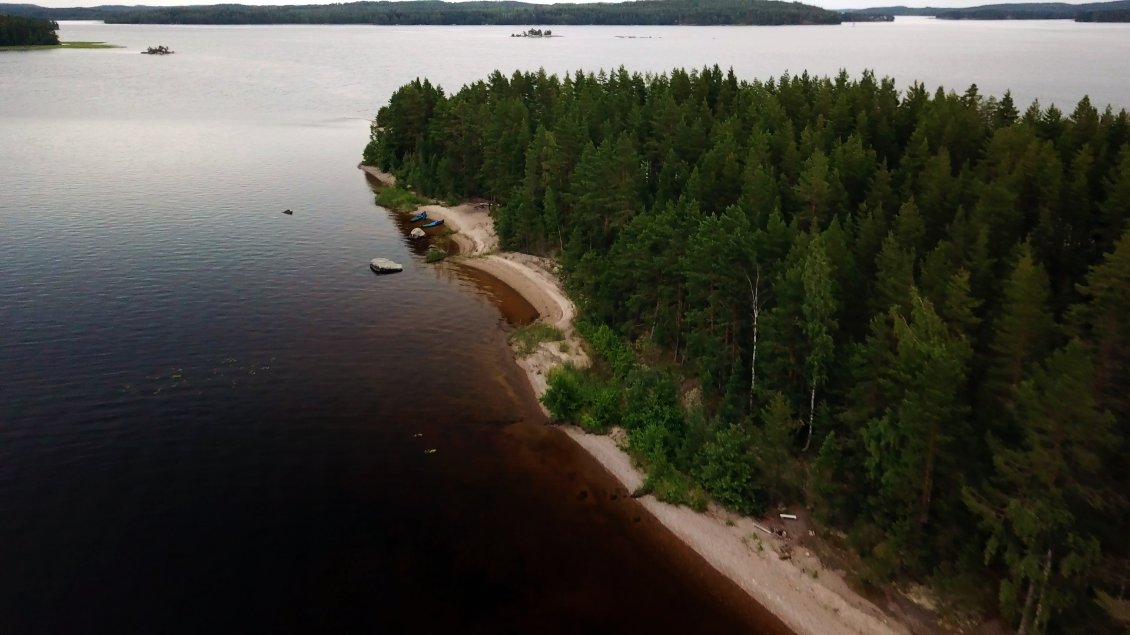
5,17 -> 1126,633
0,23 -> 792,634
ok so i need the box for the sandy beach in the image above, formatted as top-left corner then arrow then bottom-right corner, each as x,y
361,163 -> 912,635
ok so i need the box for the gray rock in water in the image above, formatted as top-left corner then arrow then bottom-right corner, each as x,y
370,257 -> 403,274
409,227 -> 426,239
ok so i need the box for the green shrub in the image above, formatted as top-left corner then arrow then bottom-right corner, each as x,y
696,424 -> 763,515
542,365 -> 587,422
583,385 -> 623,432
424,247 -> 446,263
642,461 -> 708,511
627,419 -> 676,466
578,321 -> 635,379
374,186 -> 430,213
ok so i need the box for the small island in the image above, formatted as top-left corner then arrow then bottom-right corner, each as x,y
511,28 -> 554,37
141,44 -> 174,54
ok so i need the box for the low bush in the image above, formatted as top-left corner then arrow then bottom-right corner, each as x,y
374,186 -> 430,213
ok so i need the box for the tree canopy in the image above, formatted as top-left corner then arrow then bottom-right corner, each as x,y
0,13 -> 58,46
367,67 -> 1130,633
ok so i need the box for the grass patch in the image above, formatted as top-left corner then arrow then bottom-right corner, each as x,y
63,41 -> 119,49
510,322 -> 564,356
424,246 -> 446,263
375,185 -> 430,213
1,41 -> 120,51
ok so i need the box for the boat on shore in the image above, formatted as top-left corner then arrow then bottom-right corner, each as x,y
409,211 -> 427,222
420,219 -> 444,228
369,257 -> 403,274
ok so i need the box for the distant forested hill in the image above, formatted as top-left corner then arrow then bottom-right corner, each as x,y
0,13 -> 59,45
846,5 -> 941,15
1078,7 -> 1130,18
0,0 -> 843,26
847,0 -> 1130,21
938,0 -> 1130,19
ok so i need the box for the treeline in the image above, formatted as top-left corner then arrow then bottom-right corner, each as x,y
1078,7 -> 1130,20
938,0 -> 1130,20
0,0 -> 841,26
366,67 -> 1130,633
847,0 -> 1130,21
0,13 -> 58,45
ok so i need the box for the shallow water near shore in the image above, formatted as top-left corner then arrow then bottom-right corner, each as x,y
3,18 -> 1129,633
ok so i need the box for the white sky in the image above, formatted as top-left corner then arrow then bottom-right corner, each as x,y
34,0 -> 1093,13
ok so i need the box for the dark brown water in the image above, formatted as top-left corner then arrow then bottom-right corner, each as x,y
6,18 -> 1128,634
0,23 -> 795,635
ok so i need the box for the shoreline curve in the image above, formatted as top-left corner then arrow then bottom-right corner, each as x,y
361,163 -> 911,635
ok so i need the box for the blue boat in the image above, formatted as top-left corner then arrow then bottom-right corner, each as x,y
409,211 -> 427,222
420,219 -> 444,228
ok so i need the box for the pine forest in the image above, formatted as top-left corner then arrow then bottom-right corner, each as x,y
364,67 -> 1130,633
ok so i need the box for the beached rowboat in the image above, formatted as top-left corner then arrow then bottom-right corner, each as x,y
420,219 -> 444,228
409,211 -> 427,222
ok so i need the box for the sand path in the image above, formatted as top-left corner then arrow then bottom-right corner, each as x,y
361,163 -> 911,635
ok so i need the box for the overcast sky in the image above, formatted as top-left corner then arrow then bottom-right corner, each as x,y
34,0 -> 1092,12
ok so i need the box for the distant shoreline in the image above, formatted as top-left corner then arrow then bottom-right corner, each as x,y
360,162 -> 912,635
3,0 -> 843,26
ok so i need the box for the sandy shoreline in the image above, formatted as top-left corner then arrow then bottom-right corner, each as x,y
361,163 -> 910,635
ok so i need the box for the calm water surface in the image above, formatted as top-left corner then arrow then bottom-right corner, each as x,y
2,18 -> 1128,634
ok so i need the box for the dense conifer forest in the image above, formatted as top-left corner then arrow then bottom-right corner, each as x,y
365,68 -> 1130,632
0,0 -> 842,26
0,13 -> 58,45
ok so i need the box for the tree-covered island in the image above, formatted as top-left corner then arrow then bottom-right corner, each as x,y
366,67 -> 1130,634
512,28 -> 553,37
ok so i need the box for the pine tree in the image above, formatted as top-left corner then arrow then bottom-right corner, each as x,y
793,149 -> 836,231
801,234 -> 836,451
1069,229 -> 1130,422
983,244 -> 1056,427
862,291 -> 972,568
966,342 -> 1116,634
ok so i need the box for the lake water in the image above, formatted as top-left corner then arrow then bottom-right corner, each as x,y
2,17 -> 1128,634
